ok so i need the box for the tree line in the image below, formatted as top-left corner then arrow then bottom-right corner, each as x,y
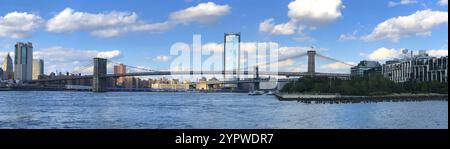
281,75 -> 448,96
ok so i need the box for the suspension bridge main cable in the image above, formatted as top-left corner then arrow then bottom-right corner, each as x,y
107,60 -> 158,73
316,53 -> 356,67
233,52 -> 309,72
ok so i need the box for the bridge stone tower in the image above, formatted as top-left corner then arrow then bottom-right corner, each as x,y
92,58 -> 108,92
307,51 -> 316,75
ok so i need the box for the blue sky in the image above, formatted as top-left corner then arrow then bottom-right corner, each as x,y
0,0 -> 448,74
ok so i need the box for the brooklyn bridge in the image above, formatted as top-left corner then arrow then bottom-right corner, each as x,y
25,50 -> 354,92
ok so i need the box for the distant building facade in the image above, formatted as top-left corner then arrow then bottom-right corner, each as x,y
32,59 -> 44,80
382,50 -> 448,83
351,61 -> 382,77
114,64 -> 126,86
14,42 -> 33,81
0,68 -> 3,80
2,53 -> 13,80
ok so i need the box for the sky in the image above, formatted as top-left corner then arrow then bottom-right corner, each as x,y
0,0 -> 448,75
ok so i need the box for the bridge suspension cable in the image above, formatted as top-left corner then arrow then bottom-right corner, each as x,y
235,52 -> 309,72
107,60 -> 158,73
71,62 -> 94,75
316,53 -> 356,67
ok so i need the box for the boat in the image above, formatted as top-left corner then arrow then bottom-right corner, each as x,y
248,90 -> 264,95
266,91 -> 275,95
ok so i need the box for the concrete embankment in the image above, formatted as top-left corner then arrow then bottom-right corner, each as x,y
275,93 -> 448,104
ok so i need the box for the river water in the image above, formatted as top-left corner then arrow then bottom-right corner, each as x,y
0,91 -> 447,129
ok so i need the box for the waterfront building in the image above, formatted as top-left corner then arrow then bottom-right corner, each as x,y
114,64 -> 126,87
382,50 -> 448,83
196,77 -> 209,90
0,68 -> 3,80
351,61 -> 382,77
2,53 -> 13,80
14,42 -> 33,81
32,59 -> 44,80
151,78 -> 190,90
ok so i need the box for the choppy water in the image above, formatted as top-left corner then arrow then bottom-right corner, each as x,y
0,91 -> 447,129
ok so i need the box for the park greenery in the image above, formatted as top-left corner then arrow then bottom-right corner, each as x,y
281,75 -> 448,96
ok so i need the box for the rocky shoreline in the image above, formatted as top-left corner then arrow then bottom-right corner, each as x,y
275,93 -> 448,104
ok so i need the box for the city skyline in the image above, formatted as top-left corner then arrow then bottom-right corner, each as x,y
0,0 -> 448,75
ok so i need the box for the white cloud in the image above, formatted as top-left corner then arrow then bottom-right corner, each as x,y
321,62 -> 356,70
46,8 -> 137,33
169,2 -> 231,25
96,50 -> 122,59
365,48 -> 403,61
259,18 -> 275,33
388,0 -> 418,7
259,0 -> 343,36
427,49 -> 448,57
287,0 -> 344,26
338,30 -> 359,41
46,3 -> 230,37
271,21 -> 298,35
154,55 -> 170,62
34,46 -> 122,74
46,8 -> 175,38
0,11 -> 44,38
439,0 -> 448,6
363,9 -> 448,42
364,47 -> 448,61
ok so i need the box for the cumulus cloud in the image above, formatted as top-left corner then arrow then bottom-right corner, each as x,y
287,0 -> 344,26
46,2 -> 230,38
362,9 -> 448,42
0,11 -> 44,38
388,0 -> 418,7
33,46 -> 122,74
259,0 -> 344,36
439,0 -> 448,6
321,62 -> 356,70
427,49 -> 448,57
169,2 -> 231,25
364,47 -> 448,61
365,48 -> 403,61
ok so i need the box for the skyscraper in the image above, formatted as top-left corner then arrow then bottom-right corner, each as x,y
32,59 -> 44,80
14,42 -> 33,81
2,52 -> 13,80
114,64 -> 127,87
224,33 -> 241,80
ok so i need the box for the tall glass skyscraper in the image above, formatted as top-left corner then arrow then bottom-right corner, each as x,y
14,42 -> 33,81
224,33 -> 241,82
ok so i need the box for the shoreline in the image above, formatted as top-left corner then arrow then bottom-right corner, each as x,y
275,93 -> 448,103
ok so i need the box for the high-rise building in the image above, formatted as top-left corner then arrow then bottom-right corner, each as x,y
32,59 -> 44,80
14,42 -> 33,81
114,64 -> 126,86
351,61 -> 382,77
224,33 -> 240,88
2,52 -> 13,80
